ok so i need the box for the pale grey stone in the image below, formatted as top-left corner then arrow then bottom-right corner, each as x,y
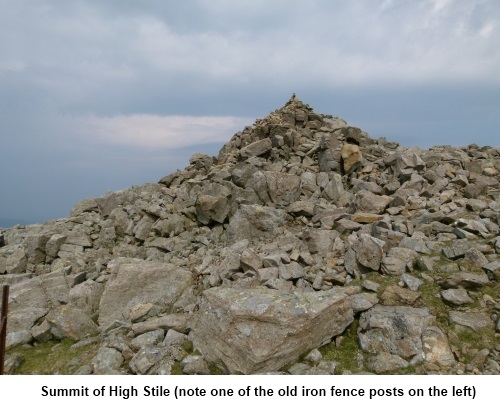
46,306 -> 98,340
367,353 -> 409,373
192,287 -> 353,374
358,305 -> 434,361
401,274 -> 424,291
130,329 -> 165,351
449,311 -> 494,330
181,355 -> 210,375
98,259 -> 193,329
92,347 -> 124,374
440,289 -> 473,305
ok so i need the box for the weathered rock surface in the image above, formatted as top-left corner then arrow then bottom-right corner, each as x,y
192,287 -> 353,374
98,259 -> 193,329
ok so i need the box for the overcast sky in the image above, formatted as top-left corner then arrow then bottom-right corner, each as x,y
1,0 -> 499,227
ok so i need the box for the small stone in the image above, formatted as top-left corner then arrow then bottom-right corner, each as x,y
361,280 -> 380,292
449,311 -> 494,330
304,348 -> 323,365
380,285 -> 421,306
181,355 -> 210,375
440,289 -> 473,305
401,274 -> 424,291
130,329 -> 165,351
367,353 -> 409,373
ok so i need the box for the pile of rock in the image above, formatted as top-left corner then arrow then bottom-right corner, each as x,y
1,95 -> 499,374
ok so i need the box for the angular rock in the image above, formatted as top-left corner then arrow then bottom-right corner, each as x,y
350,293 -> 379,314
0,244 -> 27,274
31,320 -> 52,343
226,205 -> 287,244
181,355 -> 211,375
240,249 -> 262,271
92,347 -> 124,374
380,248 -> 418,275
440,289 -> 473,305
45,234 -> 67,258
25,234 -> 49,264
449,311 -> 494,331
422,326 -> 455,367
354,190 -> 391,214
196,195 -> 230,224
46,306 -> 98,340
7,307 -> 48,335
240,138 -> 272,158
263,171 -> 301,206
129,347 -> 168,375
400,274 -> 423,291
279,262 -> 304,281
440,272 -> 489,289
358,305 -> 435,361
131,313 -> 191,336
6,330 -> 32,349
303,228 -> 337,257
482,261 -> 500,281
341,143 -> 362,174
354,234 -> 385,271
380,285 -> 421,306
69,280 -> 104,316
130,330 -> 165,351
192,287 -> 353,374
98,259 -> 193,329
322,173 -> 352,206
367,353 -> 409,373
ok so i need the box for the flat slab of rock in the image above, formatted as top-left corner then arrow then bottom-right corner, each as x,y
440,289 -> 473,305
240,138 -> 272,158
192,287 -> 353,374
449,311 -> 494,331
98,259 -> 193,329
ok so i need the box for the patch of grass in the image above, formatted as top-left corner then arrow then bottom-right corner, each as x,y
456,326 -> 496,350
8,338 -> 100,375
208,362 -> 224,375
319,318 -> 361,374
170,361 -> 184,375
363,272 -> 400,291
417,282 -> 450,328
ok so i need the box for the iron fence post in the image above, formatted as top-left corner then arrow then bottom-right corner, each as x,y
0,285 -> 9,375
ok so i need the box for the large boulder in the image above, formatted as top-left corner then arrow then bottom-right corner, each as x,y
98,259 -> 193,329
191,287 -> 353,374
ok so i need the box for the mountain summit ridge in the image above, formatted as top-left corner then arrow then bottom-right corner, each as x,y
1,96 -> 500,375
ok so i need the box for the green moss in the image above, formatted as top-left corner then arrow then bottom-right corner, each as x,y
170,361 -> 184,375
319,318 -> 361,374
208,362 -> 224,375
8,338 -> 99,375
181,339 -> 194,353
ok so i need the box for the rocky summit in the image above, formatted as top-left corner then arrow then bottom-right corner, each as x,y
1,95 -> 500,375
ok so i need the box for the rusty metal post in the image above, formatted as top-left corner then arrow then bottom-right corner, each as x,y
0,285 -> 9,375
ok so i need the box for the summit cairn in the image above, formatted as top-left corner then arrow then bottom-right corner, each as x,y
1,95 -> 500,375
